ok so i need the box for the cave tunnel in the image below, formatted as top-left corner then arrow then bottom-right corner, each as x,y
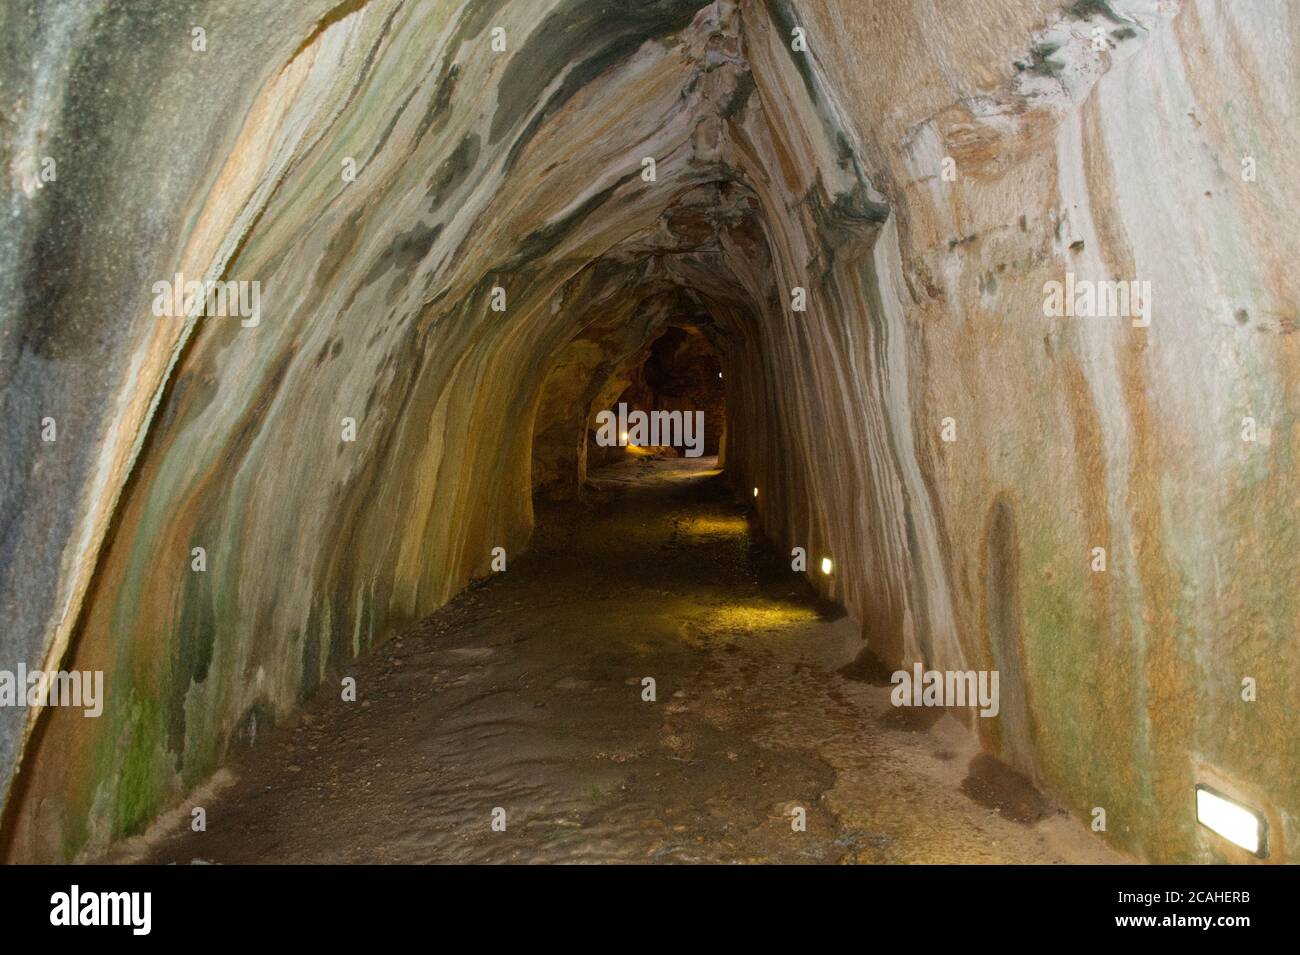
0,0 -> 1296,881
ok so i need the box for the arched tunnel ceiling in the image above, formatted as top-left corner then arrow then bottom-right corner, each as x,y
1,0 -> 1297,864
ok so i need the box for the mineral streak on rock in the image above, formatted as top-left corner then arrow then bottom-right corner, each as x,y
0,0 -> 1295,864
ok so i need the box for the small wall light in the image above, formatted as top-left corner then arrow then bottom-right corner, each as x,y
1195,785 -> 1267,857
620,431 -> 629,444
820,557 -> 833,575
752,487 -> 759,498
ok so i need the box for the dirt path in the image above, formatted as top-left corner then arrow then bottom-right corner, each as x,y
129,457 -> 1123,864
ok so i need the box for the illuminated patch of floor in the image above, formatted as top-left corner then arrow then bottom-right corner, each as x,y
676,514 -> 747,537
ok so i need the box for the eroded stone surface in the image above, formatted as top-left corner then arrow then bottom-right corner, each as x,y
121,458 -> 1121,865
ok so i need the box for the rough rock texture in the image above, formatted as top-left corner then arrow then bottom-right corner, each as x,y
0,0 -> 1295,863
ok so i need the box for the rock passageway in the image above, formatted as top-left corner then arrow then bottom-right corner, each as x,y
4,0 -> 1295,865
129,457 -> 1120,865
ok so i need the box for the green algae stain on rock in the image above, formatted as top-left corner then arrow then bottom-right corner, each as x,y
108,691 -> 171,842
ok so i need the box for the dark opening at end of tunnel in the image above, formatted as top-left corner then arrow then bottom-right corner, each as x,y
531,319 -> 729,505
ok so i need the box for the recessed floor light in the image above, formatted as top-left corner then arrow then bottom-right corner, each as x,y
1195,784 -> 1266,857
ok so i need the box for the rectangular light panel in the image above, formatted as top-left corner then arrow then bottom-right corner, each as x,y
1195,785 -> 1265,857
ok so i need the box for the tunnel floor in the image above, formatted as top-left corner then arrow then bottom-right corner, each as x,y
126,456 -> 1122,864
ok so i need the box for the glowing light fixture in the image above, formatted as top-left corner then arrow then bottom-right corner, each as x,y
820,557 -> 833,575
620,431 -> 629,444
752,487 -> 759,498
1195,785 -> 1266,856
